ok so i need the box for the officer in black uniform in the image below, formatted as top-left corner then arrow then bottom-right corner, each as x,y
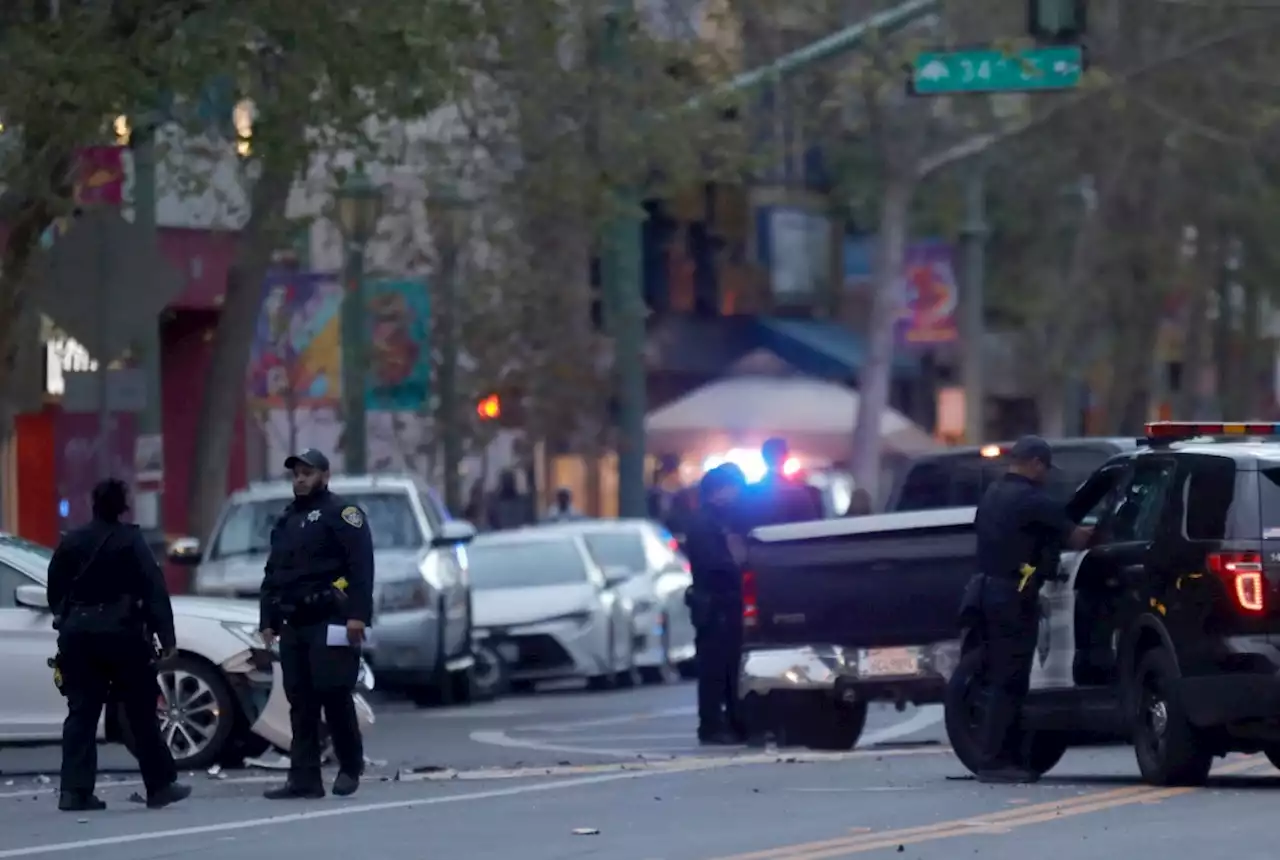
259,449 -> 375,799
684,463 -> 748,744
740,438 -> 823,529
971,436 -> 1093,783
48,479 -> 191,812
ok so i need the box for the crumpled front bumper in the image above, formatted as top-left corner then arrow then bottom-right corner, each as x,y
738,641 -> 961,703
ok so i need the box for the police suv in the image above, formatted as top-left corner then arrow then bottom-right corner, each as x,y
946,421 -> 1280,786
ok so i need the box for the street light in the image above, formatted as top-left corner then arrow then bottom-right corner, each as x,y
427,182 -> 469,514
335,169 -> 386,475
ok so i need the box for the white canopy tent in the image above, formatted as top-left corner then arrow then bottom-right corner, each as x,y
645,376 -> 939,462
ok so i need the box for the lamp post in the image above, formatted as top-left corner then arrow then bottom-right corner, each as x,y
335,170 -> 385,476
428,184 -> 468,514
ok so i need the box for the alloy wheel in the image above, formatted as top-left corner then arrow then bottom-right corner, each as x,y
156,668 -> 222,760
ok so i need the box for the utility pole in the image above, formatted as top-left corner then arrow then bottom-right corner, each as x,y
960,167 -> 988,445
131,122 -> 163,534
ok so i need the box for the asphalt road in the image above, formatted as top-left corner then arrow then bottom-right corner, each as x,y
3,680 -> 1280,859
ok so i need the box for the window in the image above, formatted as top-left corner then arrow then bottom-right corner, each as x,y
211,491 -> 424,559
583,532 -> 648,574
895,462 -> 952,511
1183,456 -> 1237,540
1106,460 -> 1177,543
0,535 -> 53,584
466,540 -> 588,590
0,562 -> 28,608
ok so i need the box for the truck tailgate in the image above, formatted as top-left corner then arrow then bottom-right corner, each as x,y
744,520 -> 976,650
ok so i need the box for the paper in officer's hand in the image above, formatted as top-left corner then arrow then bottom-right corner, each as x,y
327,624 -> 374,648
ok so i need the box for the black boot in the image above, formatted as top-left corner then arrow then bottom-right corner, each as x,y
58,791 -> 106,812
332,772 -> 360,797
146,782 -> 192,809
264,781 -> 326,800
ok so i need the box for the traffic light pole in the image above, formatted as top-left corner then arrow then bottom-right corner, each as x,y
598,0 -> 940,518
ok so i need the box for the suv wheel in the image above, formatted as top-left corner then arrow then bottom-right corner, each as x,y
1132,648 -> 1212,786
786,694 -> 867,751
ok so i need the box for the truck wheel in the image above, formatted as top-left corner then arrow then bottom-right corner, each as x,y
944,647 -> 987,775
789,695 -> 868,751
470,643 -> 508,701
1023,734 -> 1068,776
1132,648 -> 1212,786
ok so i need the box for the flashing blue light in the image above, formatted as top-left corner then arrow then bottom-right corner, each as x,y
703,449 -> 767,483
58,499 -> 70,518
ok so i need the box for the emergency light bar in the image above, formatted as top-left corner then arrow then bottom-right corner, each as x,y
1143,421 -> 1280,441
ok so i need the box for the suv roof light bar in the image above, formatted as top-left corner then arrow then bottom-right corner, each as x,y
1142,421 -> 1280,445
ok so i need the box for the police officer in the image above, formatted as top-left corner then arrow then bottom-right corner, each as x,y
259,449 -> 375,799
741,438 -> 823,529
971,436 -> 1093,783
684,463 -> 748,744
47,479 -> 191,812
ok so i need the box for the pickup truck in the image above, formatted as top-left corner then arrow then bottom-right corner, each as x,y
737,436 -> 1137,750
738,507 -> 976,749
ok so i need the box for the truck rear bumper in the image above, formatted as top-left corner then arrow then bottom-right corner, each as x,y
739,641 -> 961,701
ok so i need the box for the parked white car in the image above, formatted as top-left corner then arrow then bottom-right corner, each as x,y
0,534 -> 375,770
532,520 -> 696,682
468,531 -> 637,694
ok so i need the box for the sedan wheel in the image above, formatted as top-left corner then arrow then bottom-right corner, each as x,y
123,655 -> 237,771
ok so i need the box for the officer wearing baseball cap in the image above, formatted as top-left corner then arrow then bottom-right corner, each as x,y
968,435 -> 1093,784
259,449 -> 374,799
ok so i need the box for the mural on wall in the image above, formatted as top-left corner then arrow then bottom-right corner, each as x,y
365,278 -> 431,411
843,238 -> 959,347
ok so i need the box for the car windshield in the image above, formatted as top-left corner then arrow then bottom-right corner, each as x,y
582,531 -> 647,573
211,492 -> 423,559
467,540 -> 588,590
0,535 -> 53,583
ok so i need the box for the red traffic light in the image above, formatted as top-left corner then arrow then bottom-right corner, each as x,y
476,394 -> 501,420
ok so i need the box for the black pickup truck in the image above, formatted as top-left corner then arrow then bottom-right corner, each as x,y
738,437 -> 1135,750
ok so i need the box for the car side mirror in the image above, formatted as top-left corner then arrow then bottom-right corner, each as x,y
433,520 -> 477,548
602,566 -> 632,588
14,584 -> 49,611
167,536 -> 203,566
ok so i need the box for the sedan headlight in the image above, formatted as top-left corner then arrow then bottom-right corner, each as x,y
377,579 -> 432,613
222,621 -> 273,653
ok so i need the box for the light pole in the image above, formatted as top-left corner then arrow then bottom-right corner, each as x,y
428,183 -> 468,514
335,170 -> 385,476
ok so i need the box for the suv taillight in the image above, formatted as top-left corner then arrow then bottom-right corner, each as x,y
1208,551 -> 1265,613
742,570 -> 758,628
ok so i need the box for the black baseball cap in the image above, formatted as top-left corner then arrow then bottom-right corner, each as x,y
284,448 -> 331,472
1008,435 -> 1057,470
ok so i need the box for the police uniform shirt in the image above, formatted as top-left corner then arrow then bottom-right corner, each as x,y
259,489 -> 375,631
685,508 -> 742,603
974,474 -> 1074,582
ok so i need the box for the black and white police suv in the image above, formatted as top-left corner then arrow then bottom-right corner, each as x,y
946,421 -> 1280,786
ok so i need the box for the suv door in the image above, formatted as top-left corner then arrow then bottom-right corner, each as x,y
0,564 -> 64,740
1073,456 -> 1180,686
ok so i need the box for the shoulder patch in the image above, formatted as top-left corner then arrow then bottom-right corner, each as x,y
341,506 -> 364,528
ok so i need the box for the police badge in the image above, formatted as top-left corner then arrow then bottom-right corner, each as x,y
306,510 -> 322,523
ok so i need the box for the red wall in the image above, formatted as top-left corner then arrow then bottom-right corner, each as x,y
162,310 -> 247,538
13,409 -> 57,546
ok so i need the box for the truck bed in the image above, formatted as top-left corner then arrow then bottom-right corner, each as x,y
744,507 -> 978,651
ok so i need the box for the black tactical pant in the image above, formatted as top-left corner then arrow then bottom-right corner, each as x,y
695,607 -> 743,737
975,578 -> 1040,769
280,621 -> 363,786
59,632 -> 177,795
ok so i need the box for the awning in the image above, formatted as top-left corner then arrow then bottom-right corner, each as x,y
645,376 -> 938,460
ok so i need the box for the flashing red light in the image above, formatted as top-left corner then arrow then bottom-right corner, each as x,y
1208,551 -> 1265,613
782,456 -> 801,477
742,570 -> 758,628
1145,421 -> 1280,438
476,394 -> 501,420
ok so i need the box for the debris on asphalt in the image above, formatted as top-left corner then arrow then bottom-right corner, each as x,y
572,828 -> 600,836
243,755 -> 290,770
77,818 -> 88,824
34,775 -> 51,785
364,757 -> 388,768
558,760 -> 572,766
406,765 -> 448,774
4,780 -> 13,786
207,764 -> 227,780
128,792 -> 145,804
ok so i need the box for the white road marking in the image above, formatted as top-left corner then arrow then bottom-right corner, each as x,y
469,705 -> 943,758
524,706 -> 695,734
0,746 -> 948,858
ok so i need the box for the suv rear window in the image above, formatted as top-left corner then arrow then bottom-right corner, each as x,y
894,447 -> 1117,512
1257,467 -> 1280,536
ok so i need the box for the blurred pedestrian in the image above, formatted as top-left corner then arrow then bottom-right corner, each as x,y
544,487 -> 585,522
488,469 -> 534,530
684,463 -> 748,744
845,488 -> 873,516
259,449 -> 374,799
48,479 -> 191,812
463,479 -> 488,527
740,438 -> 823,529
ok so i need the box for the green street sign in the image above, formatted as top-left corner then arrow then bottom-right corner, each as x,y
910,45 -> 1084,95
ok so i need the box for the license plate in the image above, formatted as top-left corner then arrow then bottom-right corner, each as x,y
496,642 -> 520,662
859,647 -> 920,677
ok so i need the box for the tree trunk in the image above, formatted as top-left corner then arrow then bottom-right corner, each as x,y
850,175 -> 913,508
185,167 -> 293,540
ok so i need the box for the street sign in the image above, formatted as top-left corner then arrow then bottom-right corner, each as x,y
910,45 -> 1084,95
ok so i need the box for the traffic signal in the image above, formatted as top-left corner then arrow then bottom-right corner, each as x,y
476,393 -> 501,421
1028,0 -> 1086,44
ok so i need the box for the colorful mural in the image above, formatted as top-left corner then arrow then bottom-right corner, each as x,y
843,238 -> 960,347
248,272 -> 430,411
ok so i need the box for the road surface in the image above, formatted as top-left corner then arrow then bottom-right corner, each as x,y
2,681 -> 1278,859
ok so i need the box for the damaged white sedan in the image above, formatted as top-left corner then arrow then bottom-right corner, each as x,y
0,534 -> 374,770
